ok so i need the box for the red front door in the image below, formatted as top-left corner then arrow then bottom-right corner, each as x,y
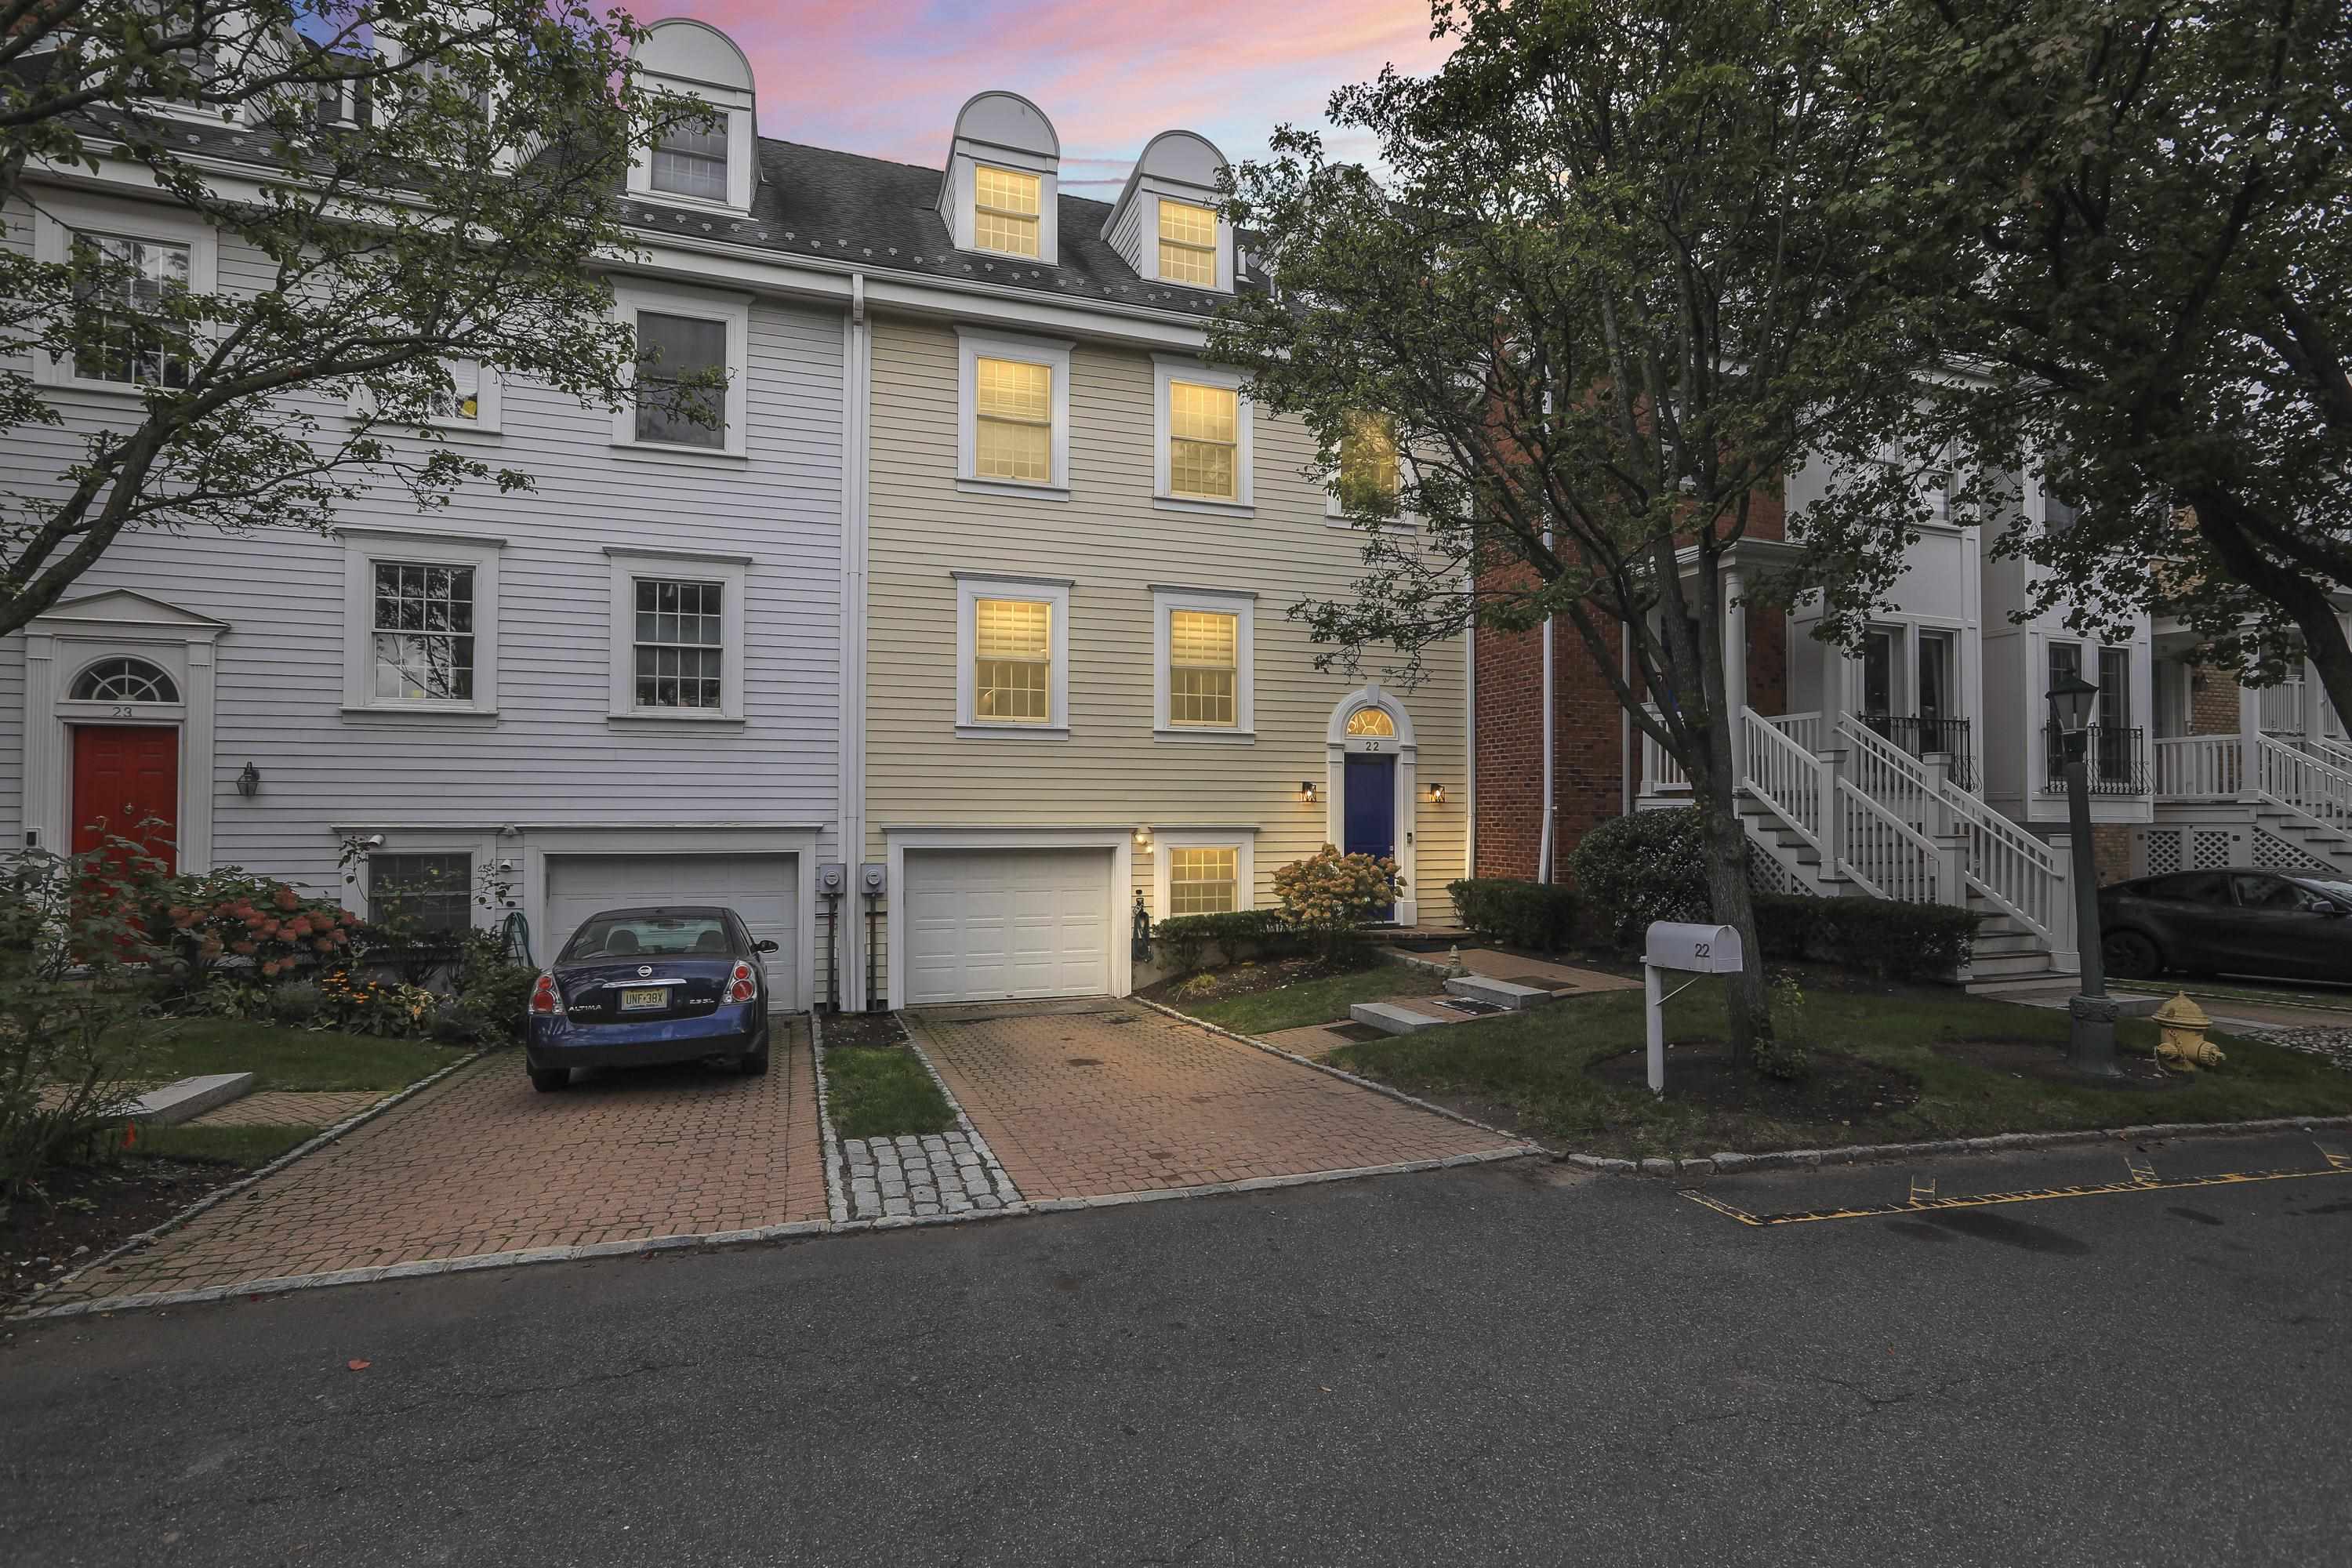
71,724 -> 180,869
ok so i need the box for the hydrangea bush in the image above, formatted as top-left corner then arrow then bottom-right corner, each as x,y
1271,844 -> 1401,960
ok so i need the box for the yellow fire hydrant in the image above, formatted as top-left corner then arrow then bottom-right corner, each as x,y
2153,992 -> 2223,1073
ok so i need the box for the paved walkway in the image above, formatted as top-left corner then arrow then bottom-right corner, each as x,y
187,1091 -> 383,1127
41,1022 -> 824,1308
906,999 -> 1524,1201
1425,946 -> 1642,996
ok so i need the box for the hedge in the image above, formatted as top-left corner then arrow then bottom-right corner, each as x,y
1447,878 -> 1580,952
1752,893 -> 1981,984
1153,909 -> 1297,972
1566,810 -> 1711,947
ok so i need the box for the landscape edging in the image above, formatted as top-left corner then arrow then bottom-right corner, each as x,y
1563,1113 -> 2352,1178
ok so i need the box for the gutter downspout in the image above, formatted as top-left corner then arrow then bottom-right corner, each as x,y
1537,528 -> 1556,883
1621,626 -> 1633,818
1465,572 -> 1479,880
837,274 -> 872,1007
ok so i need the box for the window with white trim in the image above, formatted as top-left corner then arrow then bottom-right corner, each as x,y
368,851 -> 474,933
612,284 -> 749,456
651,112 -> 729,201
956,329 -> 1072,494
605,549 -> 748,720
974,165 -> 1042,257
339,530 -> 502,716
954,574 -> 1072,736
69,232 -> 192,388
1157,198 -> 1218,287
1152,586 -> 1254,739
1168,847 -> 1238,914
1153,358 -> 1252,513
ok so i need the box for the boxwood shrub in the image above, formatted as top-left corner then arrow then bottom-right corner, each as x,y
1153,909 -> 1297,973
1446,878 -> 1580,952
1565,809 -> 1711,948
1752,893 -> 1981,984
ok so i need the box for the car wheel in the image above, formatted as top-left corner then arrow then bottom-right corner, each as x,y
529,1065 -> 569,1093
2102,929 -> 2162,980
739,1044 -> 769,1077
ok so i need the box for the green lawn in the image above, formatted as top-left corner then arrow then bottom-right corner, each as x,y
140,1020 -> 466,1093
1181,960 -> 1446,1036
132,1123 -> 320,1168
1330,978 -> 2352,1159
822,1046 -> 957,1139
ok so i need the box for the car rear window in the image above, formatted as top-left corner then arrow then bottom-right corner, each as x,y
563,915 -> 731,960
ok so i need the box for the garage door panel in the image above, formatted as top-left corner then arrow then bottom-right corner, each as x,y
545,853 -> 798,1011
902,848 -> 1112,1006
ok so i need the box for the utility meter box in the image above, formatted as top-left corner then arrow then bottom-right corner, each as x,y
1643,923 -> 1743,975
860,863 -> 887,897
816,862 -> 847,896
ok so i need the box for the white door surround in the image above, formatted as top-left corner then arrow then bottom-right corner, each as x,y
20,590 -> 227,871
884,826 -> 1134,1010
1323,684 -> 1418,926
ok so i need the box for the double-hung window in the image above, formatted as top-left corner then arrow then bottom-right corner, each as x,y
71,233 -> 192,389
430,357 -> 484,425
612,284 -> 749,456
1152,586 -> 1254,739
1154,831 -> 1254,918
1157,198 -> 1218,287
1336,412 -> 1399,511
651,113 -> 728,201
1154,359 -> 1251,512
339,528 -> 502,717
974,165 -> 1042,257
955,574 -> 1071,736
956,330 -> 1071,495
368,851 -> 473,934
605,548 -> 748,721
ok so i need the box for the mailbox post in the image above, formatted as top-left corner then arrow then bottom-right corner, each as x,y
1642,922 -> 1745,1094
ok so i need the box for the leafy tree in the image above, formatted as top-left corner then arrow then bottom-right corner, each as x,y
1209,0 -> 1930,1062
1,0 -> 709,638
1806,0 -> 2352,720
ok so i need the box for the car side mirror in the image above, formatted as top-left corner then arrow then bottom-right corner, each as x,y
755,938 -> 781,952
2314,902 -> 2348,918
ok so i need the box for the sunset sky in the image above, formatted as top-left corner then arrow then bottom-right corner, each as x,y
659,0 -> 1454,187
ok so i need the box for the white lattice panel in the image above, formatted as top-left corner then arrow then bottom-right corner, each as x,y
2143,829 -> 2183,877
2255,829 -> 2332,873
2190,829 -> 2238,869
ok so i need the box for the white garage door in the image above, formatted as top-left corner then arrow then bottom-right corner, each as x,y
901,848 -> 1113,1006
544,853 -> 798,1011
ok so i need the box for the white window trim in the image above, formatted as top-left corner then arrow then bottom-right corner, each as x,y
29,196 -> 219,394
1152,355 -> 1252,516
1138,191 -> 1235,294
604,546 -> 750,724
945,152 -> 1061,267
346,357 -> 504,437
362,844 -> 482,934
338,526 -> 504,719
955,327 -> 1073,499
1324,423 -> 1421,531
1153,828 -> 1257,920
1150,584 -> 1255,742
626,83 -> 756,214
610,279 -> 750,459
953,571 -> 1072,739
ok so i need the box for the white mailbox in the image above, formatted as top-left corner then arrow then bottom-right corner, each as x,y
1642,922 -> 1744,1094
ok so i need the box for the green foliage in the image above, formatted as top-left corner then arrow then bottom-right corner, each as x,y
822,1047 -> 956,1140
1446,878 -> 1580,952
1154,909 -> 1296,974
141,1019 -> 461,1092
1566,812 -> 1711,949
1180,962 -> 1445,1036
1753,894 -> 1981,985
158,867 -> 356,988
1271,846 -> 1402,960
314,967 -> 440,1038
1756,974 -> 1812,1081
443,931 -> 539,1047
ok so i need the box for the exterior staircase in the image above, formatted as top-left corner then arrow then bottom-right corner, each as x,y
2150,731 -> 2352,881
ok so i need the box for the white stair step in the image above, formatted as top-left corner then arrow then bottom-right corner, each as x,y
1444,975 -> 1555,1011
1350,1001 -> 1457,1036
120,1073 -> 255,1126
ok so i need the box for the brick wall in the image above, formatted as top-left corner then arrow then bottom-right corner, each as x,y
2091,824 -> 2133,886
2187,662 -> 2241,735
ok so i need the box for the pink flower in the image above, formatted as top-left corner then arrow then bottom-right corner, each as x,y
275,887 -> 299,912
231,940 -> 257,956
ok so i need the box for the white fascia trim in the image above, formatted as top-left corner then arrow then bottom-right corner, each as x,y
609,278 -> 752,457
1152,355 -> 1252,511
955,325 -> 1073,492
339,531 -> 503,719
28,191 -> 219,392
1152,584 -> 1256,740
882,827 -> 1134,1010
1151,827 -> 1258,919
604,550 -> 750,722
954,572 -> 1073,737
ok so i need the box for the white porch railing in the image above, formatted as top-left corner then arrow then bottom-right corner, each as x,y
1641,708 -> 1690,794
2259,733 -> 2352,830
2259,680 -> 2305,735
1764,710 -> 1827,753
1840,716 -> 1933,827
1835,779 -> 1943,904
2153,734 -> 2243,798
2313,734 -> 2352,774
1741,710 -> 1825,853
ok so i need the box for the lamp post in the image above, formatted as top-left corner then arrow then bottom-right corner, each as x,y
2046,670 -> 2121,1076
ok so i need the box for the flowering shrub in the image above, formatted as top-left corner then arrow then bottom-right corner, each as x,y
1271,845 -> 1400,960
316,967 -> 439,1037
158,867 -> 356,984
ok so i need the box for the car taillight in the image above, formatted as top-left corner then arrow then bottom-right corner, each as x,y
529,974 -> 562,1016
728,962 -> 757,1004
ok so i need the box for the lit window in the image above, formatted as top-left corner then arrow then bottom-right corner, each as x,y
371,561 -> 475,702
975,357 -> 1052,482
1169,848 -> 1239,915
71,232 -> 191,387
632,579 -> 725,710
1158,198 -> 1217,286
633,310 -> 728,448
1345,706 -> 1396,738
1338,412 -> 1399,508
1168,611 -> 1238,728
430,358 -> 481,423
651,112 -> 728,201
369,851 -> 473,934
1168,380 -> 1238,500
974,165 -> 1041,258
974,598 -> 1051,723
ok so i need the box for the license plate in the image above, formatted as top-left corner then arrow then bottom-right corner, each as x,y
619,987 -> 668,1012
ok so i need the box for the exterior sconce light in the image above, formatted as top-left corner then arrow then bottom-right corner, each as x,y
1298,780 -> 1319,804
1133,824 -> 1155,850
1427,782 -> 1446,804
235,761 -> 262,798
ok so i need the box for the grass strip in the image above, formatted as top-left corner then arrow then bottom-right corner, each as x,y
1181,960 -> 1445,1036
140,1021 -> 466,1093
823,1046 -> 957,1139
129,1123 -> 320,1169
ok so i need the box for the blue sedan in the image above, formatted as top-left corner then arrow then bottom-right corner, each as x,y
525,905 -> 777,1092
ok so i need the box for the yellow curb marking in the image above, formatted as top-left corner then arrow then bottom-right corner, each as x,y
1683,1143 -> 2352,1229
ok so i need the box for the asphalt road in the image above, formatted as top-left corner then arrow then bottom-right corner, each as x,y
5,1131 -> 2350,1567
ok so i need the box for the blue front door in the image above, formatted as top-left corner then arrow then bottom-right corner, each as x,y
1344,754 -> 1398,920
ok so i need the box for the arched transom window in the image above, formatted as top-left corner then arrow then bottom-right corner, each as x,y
71,656 -> 179,704
1345,706 -> 1396,738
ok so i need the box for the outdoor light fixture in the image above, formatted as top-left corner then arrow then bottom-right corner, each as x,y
2045,670 -> 2099,748
1427,782 -> 1446,804
1298,780 -> 1318,804
235,761 -> 262,798
1133,824 -> 1155,850
2046,670 -> 2123,1079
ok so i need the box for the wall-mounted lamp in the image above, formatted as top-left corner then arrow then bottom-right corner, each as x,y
1134,823 -> 1155,851
1298,780 -> 1319,804
235,762 -> 262,798
1427,782 -> 1446,804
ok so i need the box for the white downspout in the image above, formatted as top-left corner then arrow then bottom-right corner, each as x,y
837,274 -> 871,1007
1537,527 -> 1556,883
1621,627 -> 1633,817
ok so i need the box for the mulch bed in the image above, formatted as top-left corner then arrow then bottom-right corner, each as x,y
1137,953 -> 1388,1006
821,1010 -> 910,1051
1930,1037 -> 2182,1090
1588,1044 -> 1923,1121
4,1156 -> 244,1310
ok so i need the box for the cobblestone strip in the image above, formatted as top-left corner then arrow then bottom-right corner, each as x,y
894,1013 -> 1024,1210
842,1130 -> 1015,1220
807,1011 -> 850,1225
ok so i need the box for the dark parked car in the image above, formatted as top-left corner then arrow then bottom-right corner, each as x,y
524,905 -> 778,1091
2099,869 -> 2352,984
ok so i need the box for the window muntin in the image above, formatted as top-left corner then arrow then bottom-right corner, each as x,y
650,114 -> 728,201
1168,380 -> 1239,499
370,561 -> 476,702
632,310 -> 728,448
1338,412 -> 1399,508
973,165 -> 1041,258
368,851 -> 472,934
973,597 -> 1051,724
1168,847 -> 1239,916
975,357 -> 1052,482
71,657 -> 180,704
632,578 -> 724,710
1157,198 -> 1217,286
71,232 -> 191,387
430,357 -> 482,423
1168,610 -> 1238,728
1345,706 -> 1396,738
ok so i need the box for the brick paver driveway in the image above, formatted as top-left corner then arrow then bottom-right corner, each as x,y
41,1021 -> 825,1309
907,1000 -> 1527,1201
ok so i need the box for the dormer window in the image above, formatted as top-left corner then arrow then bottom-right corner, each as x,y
940,93 -> 1062,267
1103,131 -> 1236,292
652,114 -> 728,202
974,165 -> 1043,258
1157,199 -> 1218,287
626,19 -> 760,215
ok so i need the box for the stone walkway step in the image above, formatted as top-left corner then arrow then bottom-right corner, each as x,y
1445,975 -> 1555,1011
1350,1000 -> 1465,1036
127,1073 -> 253,1126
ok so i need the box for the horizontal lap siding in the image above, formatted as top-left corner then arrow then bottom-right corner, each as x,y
863,315 -> 1468,992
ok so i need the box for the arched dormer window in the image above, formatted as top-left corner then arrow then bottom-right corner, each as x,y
628,20 -> 758,214
71,656 -> 180,704
1103,131 -> 1234,292
939,92 -> 1062,267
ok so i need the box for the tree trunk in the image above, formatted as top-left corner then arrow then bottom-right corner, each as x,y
1691,717 -> 1770,1068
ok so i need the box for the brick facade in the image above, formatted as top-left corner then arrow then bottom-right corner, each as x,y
2186,662 -> 2241,736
